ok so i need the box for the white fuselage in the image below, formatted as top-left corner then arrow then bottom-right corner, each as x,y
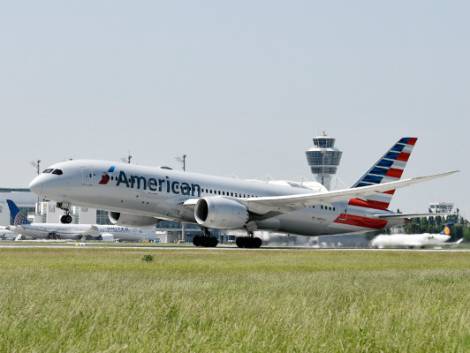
370,233 -> 452,249
0,226 -> 15,240
12,223 -> 155,241
29,160 -> 396,236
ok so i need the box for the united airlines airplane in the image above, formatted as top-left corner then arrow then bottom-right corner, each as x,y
6,200 -> 156,242
29,138 -> 457,248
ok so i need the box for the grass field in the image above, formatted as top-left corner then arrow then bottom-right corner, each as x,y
1,248 -> 470,353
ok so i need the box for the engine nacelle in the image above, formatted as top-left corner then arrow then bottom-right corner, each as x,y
108,212 -> 157,227
194,197 -> 249,229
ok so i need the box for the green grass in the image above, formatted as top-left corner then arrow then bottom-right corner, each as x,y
1,248 -> 470,353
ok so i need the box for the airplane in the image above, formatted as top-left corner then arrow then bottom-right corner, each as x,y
28,137 -> 458,248
0,226 -> 16,240
370,224 -> 464,249
6,199 -> 156,242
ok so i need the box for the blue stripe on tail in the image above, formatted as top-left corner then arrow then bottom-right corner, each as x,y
350,137 -> 418,210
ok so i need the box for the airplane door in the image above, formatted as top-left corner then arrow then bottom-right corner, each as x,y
81,168 -> 95,186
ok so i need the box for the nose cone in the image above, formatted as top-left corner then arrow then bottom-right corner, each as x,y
29,174 -> 57,198
29,175 -> 45,196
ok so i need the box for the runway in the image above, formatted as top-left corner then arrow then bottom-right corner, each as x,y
0,242 -> 469,253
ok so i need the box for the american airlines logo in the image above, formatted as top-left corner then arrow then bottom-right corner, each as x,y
99,166 -> 115,185
105,168 -> 201,197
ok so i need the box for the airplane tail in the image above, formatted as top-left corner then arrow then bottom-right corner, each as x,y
350,137 -> 418,210
441,223 -> 458,243
441,224 -> 452,237
6,199 -> 31,226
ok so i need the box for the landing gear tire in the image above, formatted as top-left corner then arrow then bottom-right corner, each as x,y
48,232 -> 59,240
192,235 -> 218,248
236,237 -> 262,249
60,214 -> 73,224
57,202 -> 72,224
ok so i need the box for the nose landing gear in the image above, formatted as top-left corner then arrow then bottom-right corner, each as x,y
60,214 -> 73,224
57,202 -> 73,224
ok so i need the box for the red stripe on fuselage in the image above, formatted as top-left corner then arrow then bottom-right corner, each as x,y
386,168 -> 404,178
335,214 -> 388,230
348,198 -> 390,210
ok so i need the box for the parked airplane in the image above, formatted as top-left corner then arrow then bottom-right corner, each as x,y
29,137 -> 457,248
6,200 -> 156,242
370,225 -> 463,249
0,226 -> 16,240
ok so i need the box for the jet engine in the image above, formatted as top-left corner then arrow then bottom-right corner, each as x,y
194,197 -> 249,229
108,212 -> 157,227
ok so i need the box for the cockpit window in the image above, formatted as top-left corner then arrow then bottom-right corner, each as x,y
52,169 -> 63,175
42,169 -> 53,174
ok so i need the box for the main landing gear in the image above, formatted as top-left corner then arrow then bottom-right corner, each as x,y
193,228 -> 219,248
236,232 -> 262,249
57,202 -> 73,224
47,232 -> 61,240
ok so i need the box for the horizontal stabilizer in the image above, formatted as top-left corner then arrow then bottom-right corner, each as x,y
376,213 -> 441,220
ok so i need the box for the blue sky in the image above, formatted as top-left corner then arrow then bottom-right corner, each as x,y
0,0 -> 468,216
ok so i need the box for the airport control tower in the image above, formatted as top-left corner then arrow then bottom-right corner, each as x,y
305,132 -> 343,190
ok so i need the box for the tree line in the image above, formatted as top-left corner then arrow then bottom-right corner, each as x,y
403,215 -> 470,241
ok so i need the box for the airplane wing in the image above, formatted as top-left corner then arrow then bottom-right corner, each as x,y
239,171 -> 457,215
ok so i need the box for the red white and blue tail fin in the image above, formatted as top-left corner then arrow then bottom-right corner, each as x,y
350,137 -> 418,210
6,199 -> 31,226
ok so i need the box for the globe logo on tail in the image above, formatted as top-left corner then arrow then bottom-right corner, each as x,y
99,166 -> 116,185
443,226 -> 451,236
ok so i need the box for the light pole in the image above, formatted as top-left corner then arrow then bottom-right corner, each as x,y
176,154 -> 187,171
121,152 -> 133,164
176,154 -> 187,242
30,160 -> 41,219
30,160 -> 41,176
